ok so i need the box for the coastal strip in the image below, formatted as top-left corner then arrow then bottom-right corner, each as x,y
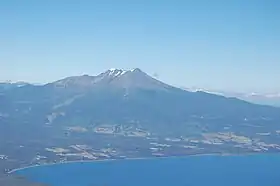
8,153 -> 238,174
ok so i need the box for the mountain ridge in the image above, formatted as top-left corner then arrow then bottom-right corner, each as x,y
182,87 -> 280,107
1,68 -> 280,137
49,68 -> 178,93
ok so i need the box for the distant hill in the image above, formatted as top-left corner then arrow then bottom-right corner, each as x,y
183,87 -> 280,107
0,81 -> 28,89
1,68 -> 280,136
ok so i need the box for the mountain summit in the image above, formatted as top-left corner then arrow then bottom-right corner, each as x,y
52,68 -> 173,91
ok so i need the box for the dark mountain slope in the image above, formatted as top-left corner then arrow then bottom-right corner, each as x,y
1,68 -> 280,136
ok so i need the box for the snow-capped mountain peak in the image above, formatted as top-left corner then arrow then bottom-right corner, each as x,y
107,68 -> 128,77
52,68 -> 174,92
104,68 -> 143,78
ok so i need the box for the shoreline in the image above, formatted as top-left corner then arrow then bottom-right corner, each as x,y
8,152 -> 272,174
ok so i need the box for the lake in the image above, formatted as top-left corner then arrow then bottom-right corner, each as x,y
14,154 -> 280,186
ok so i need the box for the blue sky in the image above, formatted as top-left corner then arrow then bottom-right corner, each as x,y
1,0 -> 279,93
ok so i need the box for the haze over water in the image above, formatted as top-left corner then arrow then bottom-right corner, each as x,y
15,154 -> 280,186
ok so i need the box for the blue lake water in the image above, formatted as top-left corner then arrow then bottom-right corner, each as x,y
15,154 -> 280,186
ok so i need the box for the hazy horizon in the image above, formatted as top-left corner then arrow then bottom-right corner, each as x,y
1,0 -> 279,93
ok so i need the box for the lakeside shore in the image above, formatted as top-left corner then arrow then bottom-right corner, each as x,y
9,152 -> 266,174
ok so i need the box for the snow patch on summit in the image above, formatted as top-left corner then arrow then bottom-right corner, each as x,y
121,70 -> 127,75
108,68 -> 128,77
